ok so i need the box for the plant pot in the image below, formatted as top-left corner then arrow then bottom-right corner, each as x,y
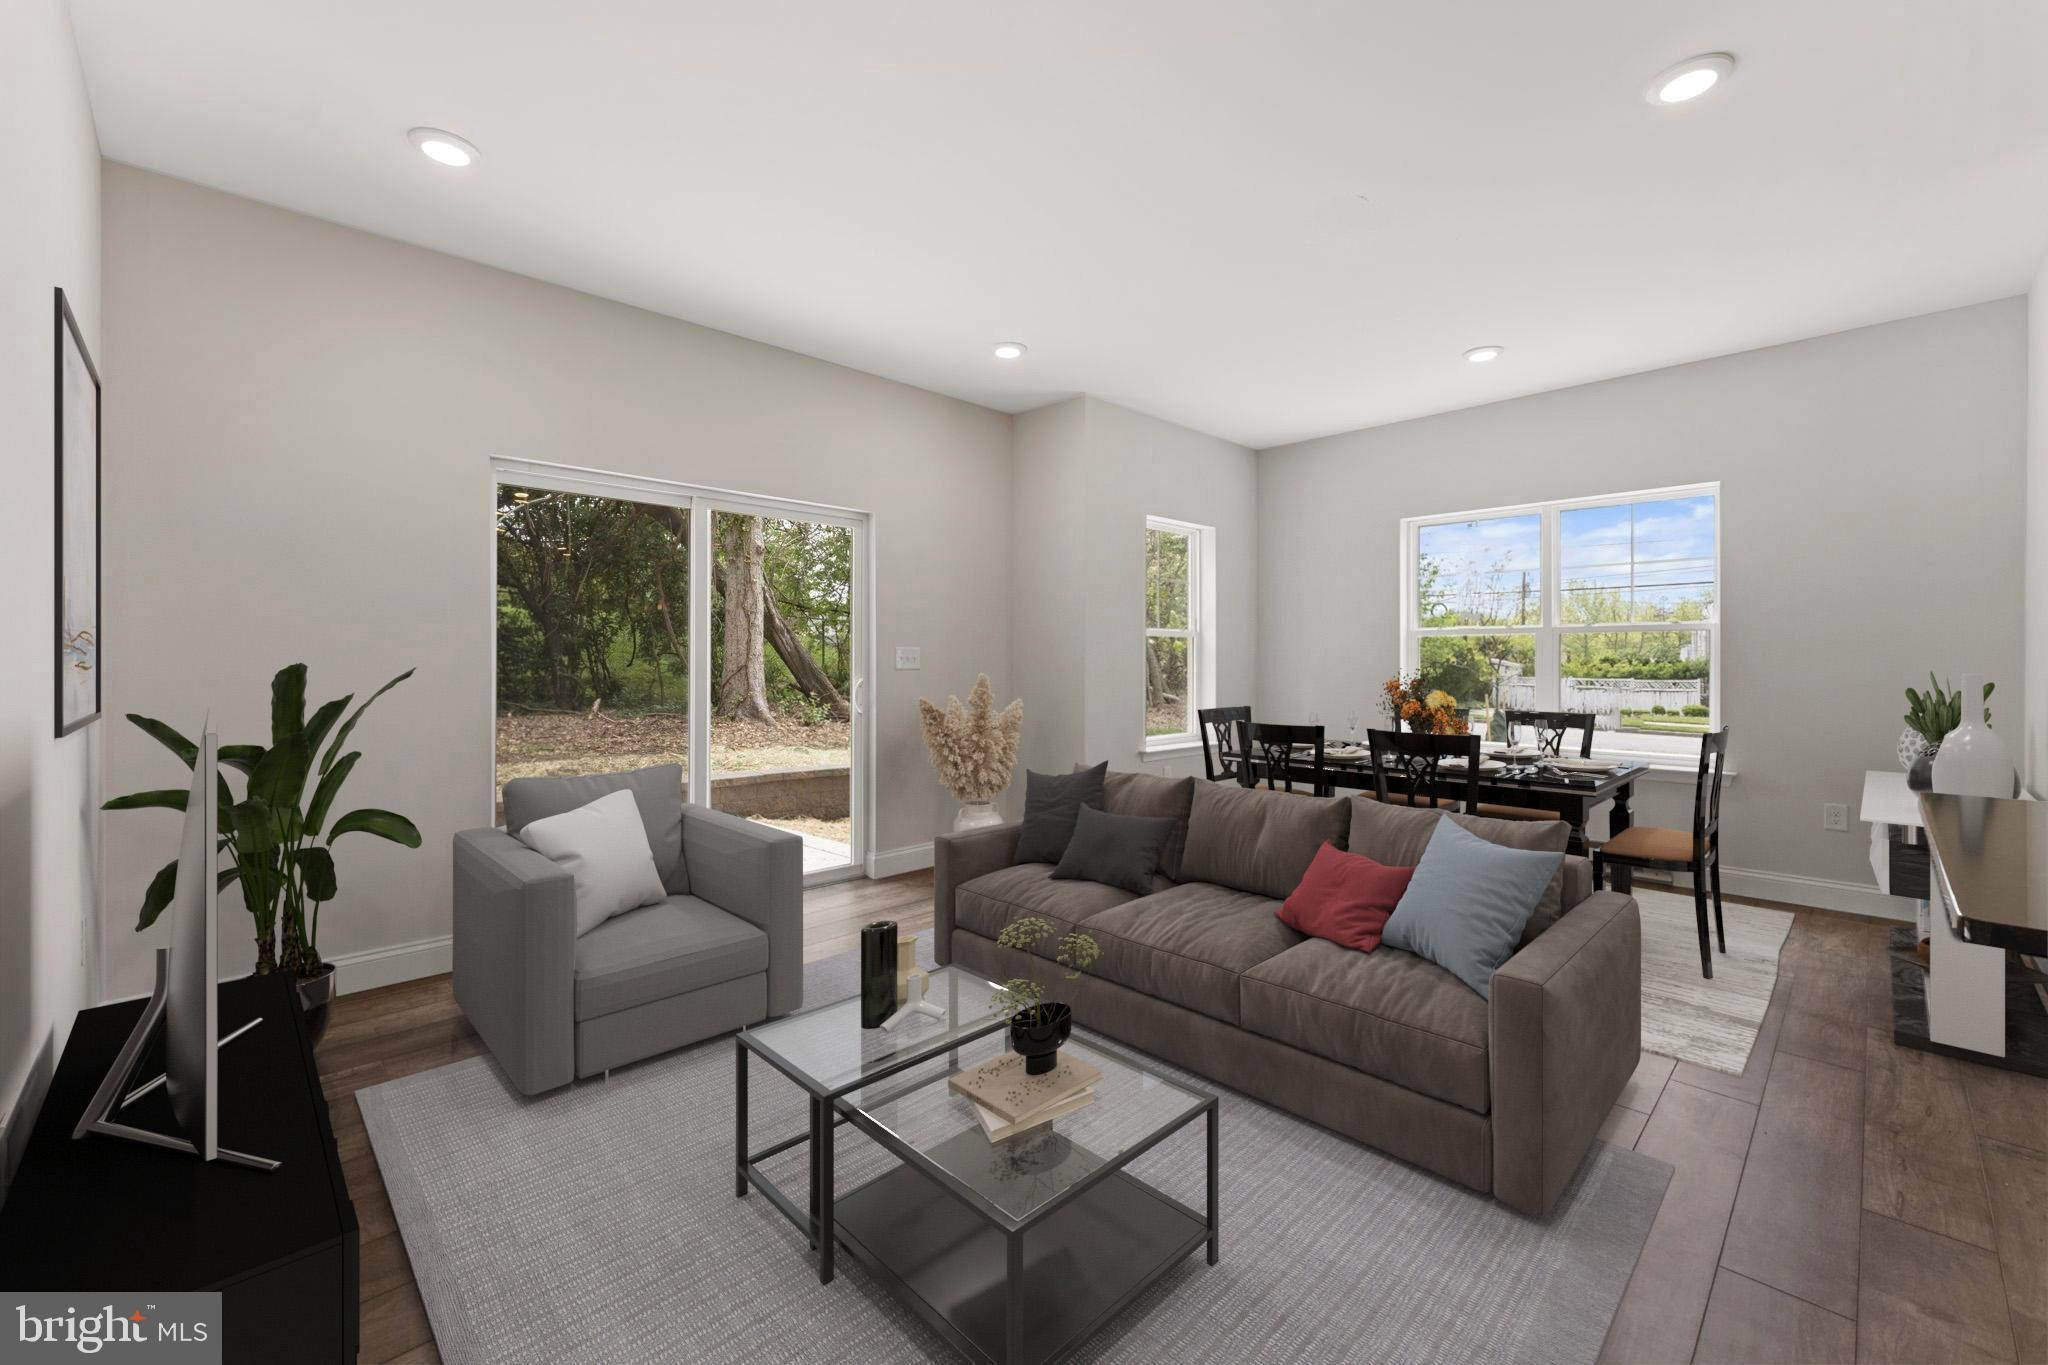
1931,674 -> 2017,797
1896,727 -> 1934,772
1906,748 -> 1938,792
296,963 -> 337,1047
953,801 -> 1003,833
1009,1003 -> 1073,1076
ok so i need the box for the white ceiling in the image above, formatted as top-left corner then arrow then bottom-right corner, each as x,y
67,0 -> 2048,449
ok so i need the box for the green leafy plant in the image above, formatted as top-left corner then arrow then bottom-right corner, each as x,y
1903,673 -> 1995,745
988,916 -> 1101,1024
103,663 -> 421,977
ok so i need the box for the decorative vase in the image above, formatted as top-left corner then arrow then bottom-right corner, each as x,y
1906,748 -> 1938,792
1008,1003 -> 1073,1075
1896,727 -> 1934,772
953,800 -> 1002,833
1931,674 -> 2016,798
894,936 -> 918,1007
860,921 -> 898,1029
295,963 -> 337,1047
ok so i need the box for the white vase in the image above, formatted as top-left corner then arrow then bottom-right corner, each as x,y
953,800 -> 1003,833
1931,674 -> 2015,798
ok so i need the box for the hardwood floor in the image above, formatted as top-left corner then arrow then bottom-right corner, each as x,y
1598,904 -> 2045,1365
323,878 -> 2044,1365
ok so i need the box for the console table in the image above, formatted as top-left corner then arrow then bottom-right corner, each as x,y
0,973 -> 358,1363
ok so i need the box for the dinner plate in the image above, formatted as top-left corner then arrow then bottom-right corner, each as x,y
1543,757 -> 1624,775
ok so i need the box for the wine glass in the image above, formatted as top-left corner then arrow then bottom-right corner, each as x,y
1347,710 -> 1360,743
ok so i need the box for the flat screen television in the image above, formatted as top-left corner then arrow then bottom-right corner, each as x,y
74,728 -> 279,1170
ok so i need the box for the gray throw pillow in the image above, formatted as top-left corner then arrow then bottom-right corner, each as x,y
503,763 -> 688,895
1381,818 -> 1564,999
1015,762 -> 1107,864
1091,767 -> 1196,882
1051,804 -> 1177,896
1345,797 -> 1572,944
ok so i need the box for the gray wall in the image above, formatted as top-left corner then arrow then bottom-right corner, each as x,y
1257,299 -> 2028,907
0,0 -> 101,1179
98,164 -> 1014,1001
1010,396 -> 1259,784
2028,259 -> 2048,797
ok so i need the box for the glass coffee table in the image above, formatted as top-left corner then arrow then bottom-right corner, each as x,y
737,966 -> 1013,1284
737,972 -> 1219,1364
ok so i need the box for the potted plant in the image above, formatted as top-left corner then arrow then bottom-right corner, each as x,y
103,663 -> 421,1042
988,916 -> 1101,1074
917,673 -> 1023,832
1900,673 -> 1994,788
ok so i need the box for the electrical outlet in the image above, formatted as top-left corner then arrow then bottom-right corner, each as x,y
894,646 -> 921,670
1823,802 -> 1849,832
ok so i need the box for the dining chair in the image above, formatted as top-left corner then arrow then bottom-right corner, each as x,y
1593,728 -> 1731,979
1246,722 -> 1326,796
1197,705 -> 1253,785
1476,710 -> 1599,825
1366,728 -> 1479,811
1504,710 -> 1597,759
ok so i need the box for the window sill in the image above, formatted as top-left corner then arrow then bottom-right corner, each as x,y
1140,739 -> 1203,758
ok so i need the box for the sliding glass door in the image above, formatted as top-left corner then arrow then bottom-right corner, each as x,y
492,462 -> 867,882
708,509 -> 857,874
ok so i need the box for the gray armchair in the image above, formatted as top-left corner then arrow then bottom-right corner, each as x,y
453,765 -> 802,1095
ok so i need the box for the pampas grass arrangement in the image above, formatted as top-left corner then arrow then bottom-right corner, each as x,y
917,674 -> 1022,805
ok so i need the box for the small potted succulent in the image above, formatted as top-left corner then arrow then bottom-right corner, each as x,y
1900,673 -> 1994,789
989,916 -> 1101,1074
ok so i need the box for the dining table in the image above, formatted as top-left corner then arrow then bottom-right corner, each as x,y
1237,746 -> 1645,893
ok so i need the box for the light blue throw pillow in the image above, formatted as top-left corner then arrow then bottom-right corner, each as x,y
1381,818 -> 1565,999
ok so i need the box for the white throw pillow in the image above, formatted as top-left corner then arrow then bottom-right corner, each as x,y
514,789 -> 668,936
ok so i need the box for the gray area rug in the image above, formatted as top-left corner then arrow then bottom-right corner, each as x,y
360,935 -> 1672,1365
1636,887 -> 1793,1075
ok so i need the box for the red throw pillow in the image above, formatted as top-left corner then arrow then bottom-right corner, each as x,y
1276,841 -> 1417,953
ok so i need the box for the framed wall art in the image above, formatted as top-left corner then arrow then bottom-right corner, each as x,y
55,287 -> 100,736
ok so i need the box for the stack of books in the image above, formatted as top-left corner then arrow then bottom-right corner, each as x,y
948,1052 -> 1101,1142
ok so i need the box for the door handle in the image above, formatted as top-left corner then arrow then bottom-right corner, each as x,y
851,676 -> 865,716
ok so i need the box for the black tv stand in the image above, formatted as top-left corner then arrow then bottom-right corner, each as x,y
0,972 -> 357,1363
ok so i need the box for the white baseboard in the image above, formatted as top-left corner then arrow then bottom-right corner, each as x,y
1638,864 -> 1915,922
866,842 -> 935,879
330,934 -> 453,995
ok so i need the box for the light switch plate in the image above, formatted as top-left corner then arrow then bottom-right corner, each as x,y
895,646 -> 921,670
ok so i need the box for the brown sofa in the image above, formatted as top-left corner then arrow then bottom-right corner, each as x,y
933,771 -> 1642,1217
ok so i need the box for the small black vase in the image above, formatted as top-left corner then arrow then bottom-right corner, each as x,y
860,921 -> 898,1029
1009,1003 -> 1073,1075
1907,747 -> 1938,792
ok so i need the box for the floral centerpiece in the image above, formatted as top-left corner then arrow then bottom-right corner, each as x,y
1381,673 -> 1467,735
918,673 -> 1023,832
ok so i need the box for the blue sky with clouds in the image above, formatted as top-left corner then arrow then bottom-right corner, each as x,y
1419,494 -> 1714,625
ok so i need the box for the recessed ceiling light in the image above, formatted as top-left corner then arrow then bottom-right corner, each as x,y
993,342 -> 1028,360
408,127 -> 479,167
1646,53 -> 1736,106
1464,345 -> 1504,364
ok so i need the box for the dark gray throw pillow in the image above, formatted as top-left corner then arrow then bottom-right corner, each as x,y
1052,804 -> 1177,896
1015,762 -> 1108,864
